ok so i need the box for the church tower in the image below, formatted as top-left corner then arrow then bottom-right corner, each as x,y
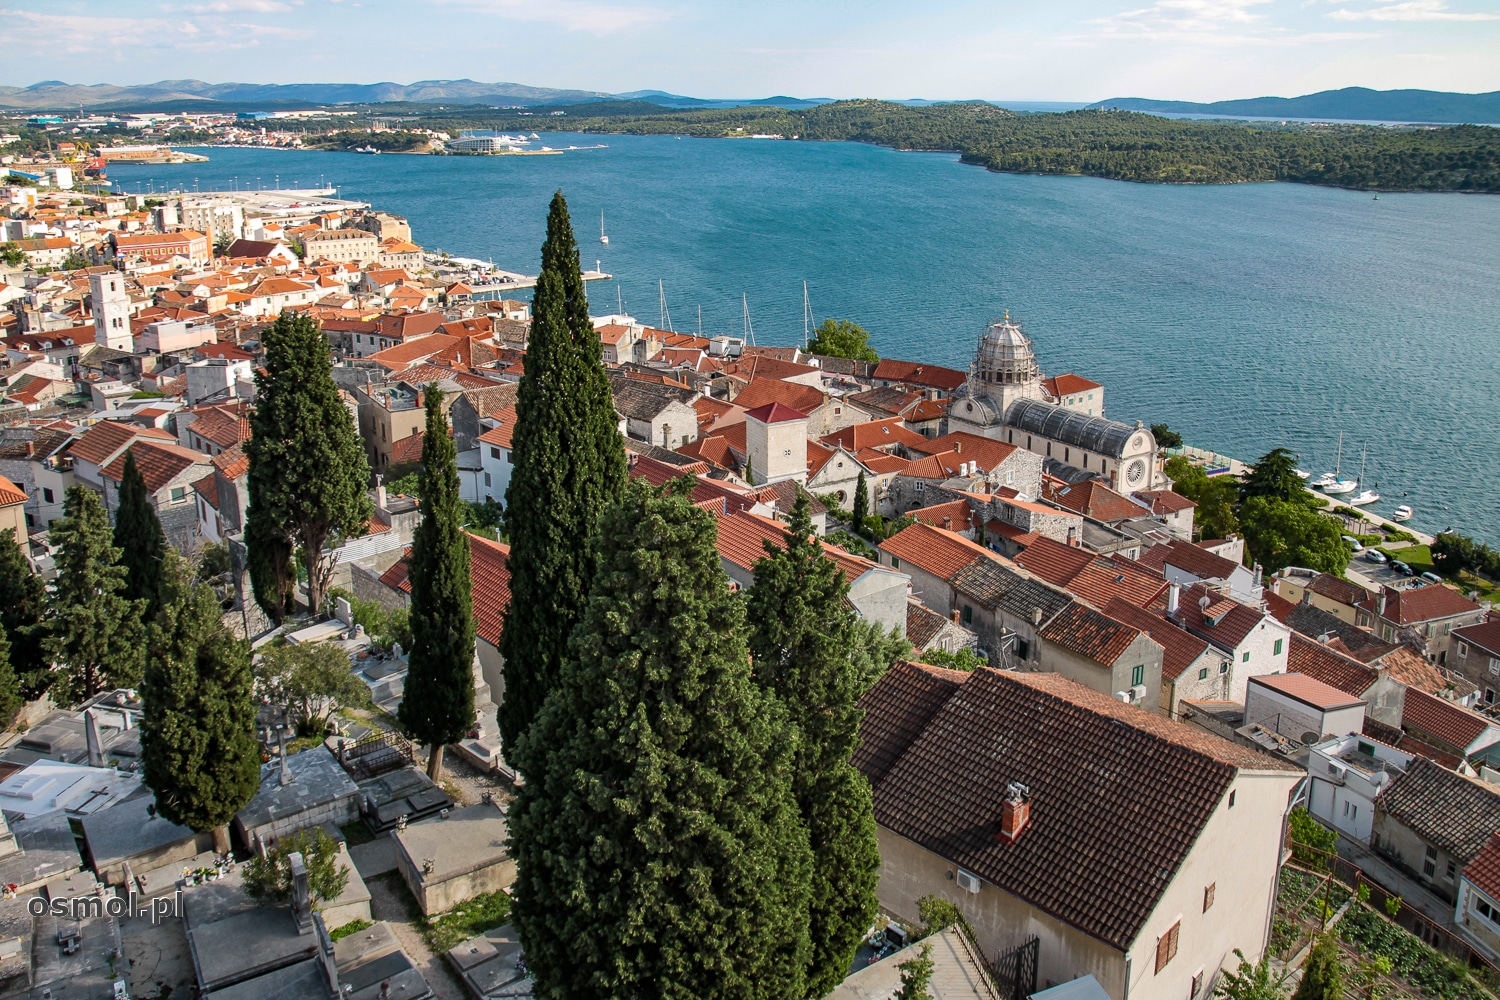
90,272 -> 132,351
970,312 -> 1045,412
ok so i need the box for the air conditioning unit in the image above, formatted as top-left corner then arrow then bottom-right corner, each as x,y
1130,685 -> 1147,702
1327,762 -> 1348,780
955,869 -> 981,894
1116,690 -> 1133,703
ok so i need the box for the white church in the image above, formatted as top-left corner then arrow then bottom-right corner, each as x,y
947,314 -> 1165,491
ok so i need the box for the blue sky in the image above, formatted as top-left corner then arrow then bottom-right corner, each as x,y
2,0 -> 1497,101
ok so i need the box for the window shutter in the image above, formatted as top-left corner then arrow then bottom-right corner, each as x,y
1156,921 -> 1180,973
1204,883 -> 1216,912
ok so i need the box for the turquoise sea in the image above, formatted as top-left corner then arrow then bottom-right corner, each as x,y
110,135 -> 1500,542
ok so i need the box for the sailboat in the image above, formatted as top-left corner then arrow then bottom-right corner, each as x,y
658,279 -> 674,333
599,210 -> 609,245
802,281 -> 814,350
1347,443 -> 1380,506
742,293 -> 756,347
1318,432 -> 1357,493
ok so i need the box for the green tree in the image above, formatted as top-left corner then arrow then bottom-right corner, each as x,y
1294,935 -> 1346,1000
807,318 -> 879,362
919,646 -> 987,671
254,641 -> 371,735
852,469 -> 870,530
246,513 -> 296,624
508,479 -> 812,1000
245,311 -> 372,618
895,944 -> 936,1000
747,497 -> 880,998
113,449 -> 168,620
0,626 -> 22,729
140,558 -> 261,853
60,250 -> 89,271
399,388 -> 475,781
1151,423 -> 1184,448
1288,806 -> 1338,869
1165,456 -> 1240,541
499,191 -> 627,756
0,243 -> 24,268
197,541 -> 232,581
1242,447 -> 1306,504
1216,949 -> 1291,1000
849,619 -> 912,695
45,487 -> 145,702
242,827 -> 349,905
1240,496 -> 1351,575
0,528 -> 49,698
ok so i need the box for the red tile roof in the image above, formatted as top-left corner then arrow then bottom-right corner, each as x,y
903,450 -> 964,480
1367,584 -> 1482,626
69,421 -> 170,467
1038,603 -> 1152,666
1134,489 -> 1197,515
1137,539 -> 1241,582
0,474 -> 26,507
871,358 -> 967,391
906,431 -> 1020,473
1250,672 -> 1365,711
852,659 -> 970,786
364,333 -> 463,371
470,533 -> 512,647
1045,480 -> 1149,524
1015,536 -> 1166,610
190,472 -> 219,510
906,500 -> 978,534
743,401 -> 808,425
1169,583 -> 1267,650
1463,834 -> 1500,901
1285,634 -> 1378,697
820,418 -> 928,453
379,549 -> 413,595
1042,373 -> 1103,397
1102,598 -> 1213,681
860,667 -> 1296,952
1454,618 -> 1500,659
879,521 -> 997,582
100,441 -> 212,493
477,407 -> 518,451
390,430 -> 425,466
1402,688 -> 1497,752
716,510 -> 879,587
732,378 -> 824,417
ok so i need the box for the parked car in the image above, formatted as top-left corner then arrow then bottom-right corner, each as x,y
1391,561 -> 1413,576
1342,535 -> 1365,552
1365,549 -> 1387,564
1421,571 -> 1444,584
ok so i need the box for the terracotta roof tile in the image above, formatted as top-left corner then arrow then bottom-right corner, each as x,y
906,432 -> 1020,473
1285,634 -> 1378,697
906,500 -> 978,534
871,358 -> 967,391
1135,489 -> 1197,515
731,378 -> 825,417
470,533 -> 512,647
1042,373 -> 1103,397
1044,480 -> 1150,524
1168,583 -> 1267,651
100,441 -> 212,493
879,521 -> 995,582
1455,619 -> 1500,660
906,601 -> 960,651
820,418 -> 928,453
1102,598 -> 1214,681
744,401 -> 808,425
1464,834 -> 1500,901
1402,688 -> 1497,752
1039,603 -> 1152,666
379,549 -> 412,595
1250,672 -> 1365,711
852,659 -> 969,786
477,407 -> 518,451
862,667 -> 1296,951
0,474 -> 26,507
1016,536 -> 1166,610
1377,756 -> 1500,863
1367,584 -> 1482,626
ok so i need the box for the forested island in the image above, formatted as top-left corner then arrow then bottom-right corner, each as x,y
421,100 -> 1500,192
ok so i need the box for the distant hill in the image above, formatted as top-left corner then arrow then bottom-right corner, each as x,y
0,79 -> 835,111
1089,87 -> 1500,125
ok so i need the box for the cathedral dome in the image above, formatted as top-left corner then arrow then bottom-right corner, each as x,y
974,313 -> 1040,386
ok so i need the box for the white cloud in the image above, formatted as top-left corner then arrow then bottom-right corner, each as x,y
185,0 -> 296,12
1327,0 -> 1500,19
0,7 -> 311,54
429,0 -> 670,34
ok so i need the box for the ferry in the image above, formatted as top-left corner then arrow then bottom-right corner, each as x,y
353,145 -> 381,154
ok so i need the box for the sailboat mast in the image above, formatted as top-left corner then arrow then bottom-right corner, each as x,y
802,281 -> 811,350
1335,432 -> 1343,477
658,280 -> 674,333
1358,443 -> 1367,485
742,293 -> 756,347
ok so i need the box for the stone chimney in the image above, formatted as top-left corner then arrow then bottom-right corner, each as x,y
84,710 -> 104,768
277,729 -> 292,786
950,609 -> 961,624
1377,590 -> 1388,618
1168,582 -> 1181,617
288,852 -> 313,935
996,782 -> 1032,844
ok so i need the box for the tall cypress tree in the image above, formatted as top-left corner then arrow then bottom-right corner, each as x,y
45,486 -> 145,702
499,191 -> 626,756
0,625 -> 22,729
246,310 -> 372,619
141,556 -> 261,853
746,495 -> 881,998
852,469 -> 870,530
510,479 -> 812,1000
113,449 -> 168,621
0,528 -> 48,698
399,387 -> 475,782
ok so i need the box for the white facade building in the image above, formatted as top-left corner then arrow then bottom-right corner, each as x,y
1305,734 -> 1413,843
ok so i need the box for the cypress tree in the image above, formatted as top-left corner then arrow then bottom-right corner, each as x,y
399,387 -> 474,782
1293,934 -> 1345,1000
499,191 -> 626,755
113,449 -> 168,620
852,469 -> 870,531
0,625 -> 21,729
747,495 -> 881,998
141,556 -> 261,854
509,479 -> 812,1000
45,486 -> 145,702
0,528 -> 48,698
246,311 -> 372,619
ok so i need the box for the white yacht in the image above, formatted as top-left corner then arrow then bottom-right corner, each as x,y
1323,479 -> 1358,494
1294,468 -> 1311,480
600,210 -> 609,245
1391,505 -> 1414,522
1311,471 -> 1338,488
1349,489 -> 1381,507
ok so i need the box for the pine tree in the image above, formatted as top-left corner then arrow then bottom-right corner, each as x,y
852,469 -> 870,531
747,495 -> 881,998
399,387 -> 474,782
1293,934 -> 1345,1000
499,191 -> 626,756
140,556 -> 261,854
45,486 -> 145,702
0,528 -> 48,698
509,479 -> 812,1000
0,625 -> 22,729
246,310 -> 372,619
113,449 -> 168,621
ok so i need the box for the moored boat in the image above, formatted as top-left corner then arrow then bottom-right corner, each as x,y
1323,479 -> 1358,494
1391,505 -> 1413,522
1349,489 -> 1381,506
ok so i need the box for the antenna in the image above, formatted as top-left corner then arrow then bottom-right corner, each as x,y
742,293 -> 756,347
658,279 -> 674,333
802,281 -> 813,350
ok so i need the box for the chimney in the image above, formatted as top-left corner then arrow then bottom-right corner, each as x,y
277,729 -> 292,786
996,782 -> 1032,843
942,516 -> 953,531
375,479 -> 387,511
1168,582 -> 1181,617
84,710 -> 104,768
951,609 -> 961,624
1067,526 -> 1078,547
1377,590 -> 1387,618
288,851 -> 313,935
1031,607 -> 1043,627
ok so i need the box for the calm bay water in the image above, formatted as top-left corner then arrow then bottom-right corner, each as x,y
111,136 -> 1500,542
